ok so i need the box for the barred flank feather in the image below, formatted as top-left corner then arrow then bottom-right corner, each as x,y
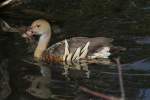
42,51 -> 63,63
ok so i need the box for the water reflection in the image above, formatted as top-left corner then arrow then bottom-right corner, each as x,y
1,32 -> 150,100
124,58 -> 150,71
25,75 -> 51,99
6,56 -> 150,100
24,65 -> 51,99
135,36 -> 150,45
62,62 -> 90,79
20,58 -> 117,99
138,89 -> 150,100
56,58 -> 112,79
0,59 -> 11,100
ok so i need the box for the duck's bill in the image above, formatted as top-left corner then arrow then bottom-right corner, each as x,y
22,28 -> 35,39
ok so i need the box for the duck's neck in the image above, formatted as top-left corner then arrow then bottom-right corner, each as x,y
34,32 -> 51,59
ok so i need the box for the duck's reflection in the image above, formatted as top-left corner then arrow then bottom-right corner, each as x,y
23,58 -> 112,99
21,57 -> 150,100
62,58 -> 112,79
62,62 -> 90,78
24,65 -> 52,99
26,76 -> 51,99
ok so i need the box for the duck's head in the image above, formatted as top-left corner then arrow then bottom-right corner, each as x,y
22,19 -> 51,38
22,19 -> 52,60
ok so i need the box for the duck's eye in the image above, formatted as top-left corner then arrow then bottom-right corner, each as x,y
37,24 -> 40,28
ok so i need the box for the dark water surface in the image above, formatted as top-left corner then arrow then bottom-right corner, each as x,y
0,31 -> 150,100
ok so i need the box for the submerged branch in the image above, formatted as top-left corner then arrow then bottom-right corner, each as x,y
79,86 -> 121,100
100,71 -> 150,76
0,0 -> 22,8
115,58 -> 125,100
0,18 -> 29,36
0,18 -> 19,32
0,0 -> 13,7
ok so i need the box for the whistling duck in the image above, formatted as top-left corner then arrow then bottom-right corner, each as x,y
22,19 -> 124,63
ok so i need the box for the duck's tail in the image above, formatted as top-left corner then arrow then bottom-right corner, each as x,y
110,46 -> 126,54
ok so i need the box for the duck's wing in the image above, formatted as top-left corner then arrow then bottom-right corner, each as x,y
68,37 -> 113,55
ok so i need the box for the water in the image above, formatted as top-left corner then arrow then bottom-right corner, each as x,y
0,31 -> 149,100
1,0 -> 150,99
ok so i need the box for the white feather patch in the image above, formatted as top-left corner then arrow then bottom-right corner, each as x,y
72,47 -> 81,61
63,39 -> 70,61
90,47 -> 111,59
66,53 -> 73,64
80,42 -> 90,59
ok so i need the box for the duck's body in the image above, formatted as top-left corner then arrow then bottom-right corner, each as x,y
22,19 -> 124,63
47,37 -> 113,57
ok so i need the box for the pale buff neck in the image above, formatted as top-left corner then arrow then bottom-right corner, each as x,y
34,31 -> 51,59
